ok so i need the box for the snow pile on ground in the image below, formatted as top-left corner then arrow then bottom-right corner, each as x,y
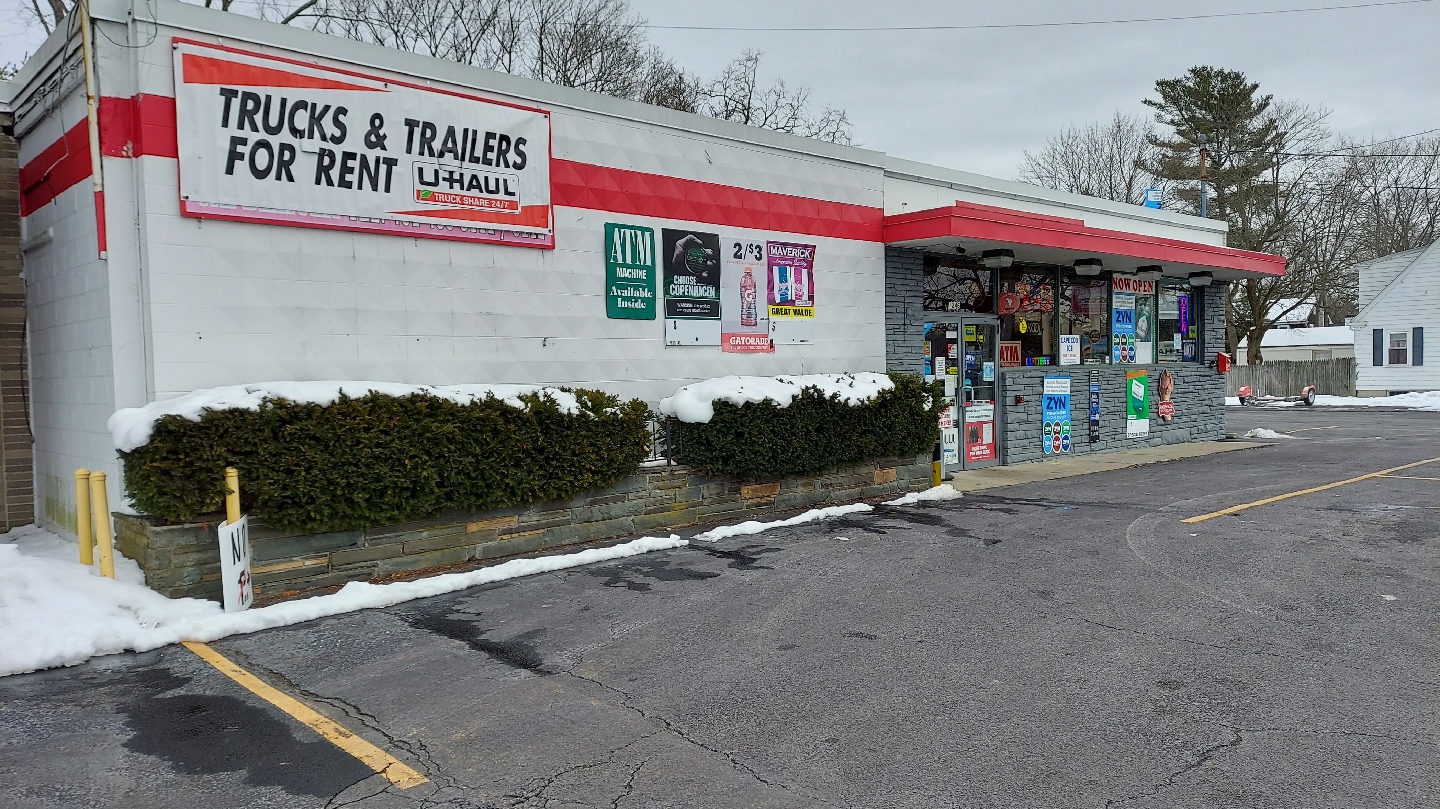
883,485 -> 963,506
1242,428 -> 1301,440
1225,397 -> 1241,406
693,503 -> 874,541
0,526 -> 684,677
108,382 -> 582,452
659,373 -> 893,423
1315,391 -> 1440,411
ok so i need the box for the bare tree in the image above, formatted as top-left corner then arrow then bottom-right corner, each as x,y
20,0 -> 69,35
1018,111 -> 1160,205
1341,135 -> 1440,258
702,50 -> 852,145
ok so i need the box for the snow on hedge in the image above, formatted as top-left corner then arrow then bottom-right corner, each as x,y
108,382 -> 582,452
659,372 -> 894,424
0,525 -> 684,677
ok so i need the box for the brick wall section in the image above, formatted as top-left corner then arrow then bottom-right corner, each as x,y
885,247 -> 925,375
0,117 -> 35,531
115,453 -> 933,601
997,283 -> 1231,465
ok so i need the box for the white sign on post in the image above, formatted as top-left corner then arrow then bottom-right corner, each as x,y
940,427 -> 960,467
217,515 -> 254,612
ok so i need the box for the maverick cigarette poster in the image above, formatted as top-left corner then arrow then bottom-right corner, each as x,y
662,229 -> 722,345
720,236 -> 773,353
767,241 -> 816,344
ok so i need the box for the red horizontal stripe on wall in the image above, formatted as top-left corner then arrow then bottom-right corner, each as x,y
552,159 -> 883,242
19,120 -> 91,216
99,94 -> 178,159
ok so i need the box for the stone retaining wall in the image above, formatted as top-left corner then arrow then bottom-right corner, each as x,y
116,453 -> 933,601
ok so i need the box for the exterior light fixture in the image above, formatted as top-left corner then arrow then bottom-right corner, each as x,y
1073,258 -> 1104,276
980,248 -> 1014,268
1135,266 -> 1164,282
1188,272 -> 1214,287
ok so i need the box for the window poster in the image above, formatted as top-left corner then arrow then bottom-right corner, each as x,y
1060,334 -> 1080,366
767,241 -> 816,344
1112,292 -> 1136,363
720,236 -> 773,353
964,400 -> 996,463
1126,370 -> 1150,438
1042,376 -> 1072,455
662,229 -> 722,345
999,341 -> 1023,367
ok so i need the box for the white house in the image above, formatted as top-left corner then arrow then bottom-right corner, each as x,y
1237,325 -> 1355,365
1350,240 -> 1437,394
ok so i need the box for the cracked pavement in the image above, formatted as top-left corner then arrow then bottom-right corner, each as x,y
1,407 -> 1436,808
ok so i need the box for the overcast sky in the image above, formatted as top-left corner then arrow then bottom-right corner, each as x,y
3,0 -> 1437,179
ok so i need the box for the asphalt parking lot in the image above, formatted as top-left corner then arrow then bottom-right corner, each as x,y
2,405 -> 1436,809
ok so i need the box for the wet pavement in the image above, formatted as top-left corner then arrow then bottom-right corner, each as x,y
2,406 -> 1436,808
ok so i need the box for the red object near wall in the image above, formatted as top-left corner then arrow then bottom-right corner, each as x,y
1216,352 -> 1232,373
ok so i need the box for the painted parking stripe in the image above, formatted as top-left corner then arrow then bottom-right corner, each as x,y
182,641 -> 428,789
1284,425 -> 1339,433
1181,456 -> 1440,524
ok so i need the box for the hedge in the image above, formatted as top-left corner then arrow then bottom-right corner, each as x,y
120,389 -> 651,533
674,373 -> 945,482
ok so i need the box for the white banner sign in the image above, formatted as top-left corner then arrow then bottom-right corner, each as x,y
173,40 -> 552,247
217,515 -> 253,612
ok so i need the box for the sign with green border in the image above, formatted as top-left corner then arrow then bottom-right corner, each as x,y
605,223 -> 656,320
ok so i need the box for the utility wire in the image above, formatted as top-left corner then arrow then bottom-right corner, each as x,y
644,0 -> 1435,32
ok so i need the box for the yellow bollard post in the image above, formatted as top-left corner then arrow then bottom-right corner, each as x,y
932,460 -> 943,488
89,471 -> 115,578
225,467 -> 241,525
75,468 -> 94,565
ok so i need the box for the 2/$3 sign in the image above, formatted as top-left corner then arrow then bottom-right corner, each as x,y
172,40 -> 552,247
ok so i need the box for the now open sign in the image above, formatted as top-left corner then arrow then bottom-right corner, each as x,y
217,516 -> 254,612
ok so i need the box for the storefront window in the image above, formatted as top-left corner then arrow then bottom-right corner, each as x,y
923,256 -> 993,313
1060,273 -> 1109,364
997,268 -> 1055,366
1157,282 -> 1198,362
1110,274 -> 1156,365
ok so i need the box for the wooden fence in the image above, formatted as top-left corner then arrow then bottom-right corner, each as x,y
1226,358 -> 1355,398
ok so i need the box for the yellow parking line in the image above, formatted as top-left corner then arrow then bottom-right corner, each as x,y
1379,474 -> 1440,481
1181,456 -> 1440,524
1285,425 -> 1339,434
183,641 -> 428,789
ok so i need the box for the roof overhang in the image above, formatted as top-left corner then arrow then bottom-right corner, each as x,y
884,202 -> 1286,280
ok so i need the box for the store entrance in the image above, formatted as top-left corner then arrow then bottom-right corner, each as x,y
959,316 -> 999,468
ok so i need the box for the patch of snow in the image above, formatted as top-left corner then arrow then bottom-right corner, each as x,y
659,373 -> 893,424
1242,428 -> 1302,440
0,525 -> 684,677
108,382 -> 583,452
1225,397 -> 1242,406
883,485 -> 963,506
692,503 -> 873,542
1379,594 -> 1398,601
1314,391 -> 1440,412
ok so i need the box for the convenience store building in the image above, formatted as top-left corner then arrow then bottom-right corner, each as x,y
4,0 -> 1285,534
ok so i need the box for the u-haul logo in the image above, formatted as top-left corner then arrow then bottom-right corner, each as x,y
412,161 -> 520,212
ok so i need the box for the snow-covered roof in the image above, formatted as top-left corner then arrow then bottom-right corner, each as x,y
1237,326 -> 1354,348
1267,297 -> 1316,326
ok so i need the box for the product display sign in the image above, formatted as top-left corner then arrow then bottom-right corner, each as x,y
1088,370 -> 1101,443
1112,292 -> 1136,363
605,224 -> 656,320
768,241 -> 816,344
964,401 -> 996,463
719,236 -> 773,353
1060,334 -> 1080,366
1042,376 -> 1072,455
1157,369 -> 1176,423
217,515 -> 253,612
172,39 -> 553,247
662,229 -> 722,345
1126,370 -> 1150,438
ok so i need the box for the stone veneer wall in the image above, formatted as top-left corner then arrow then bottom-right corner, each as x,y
116,453 -> 933,601
884,247 -> 926,376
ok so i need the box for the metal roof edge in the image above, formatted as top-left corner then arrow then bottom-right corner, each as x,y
87,0 -> 888,172
882,155 -> 1229,236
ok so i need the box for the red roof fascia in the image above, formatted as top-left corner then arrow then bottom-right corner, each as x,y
884,201 -> 1286,276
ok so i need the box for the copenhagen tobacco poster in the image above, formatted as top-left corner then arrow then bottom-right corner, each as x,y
655,231 -> 816,349
172,40 -> 552,247
662,229 -> 722,345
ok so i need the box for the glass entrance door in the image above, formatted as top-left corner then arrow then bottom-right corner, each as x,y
960,318 -> 999,468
